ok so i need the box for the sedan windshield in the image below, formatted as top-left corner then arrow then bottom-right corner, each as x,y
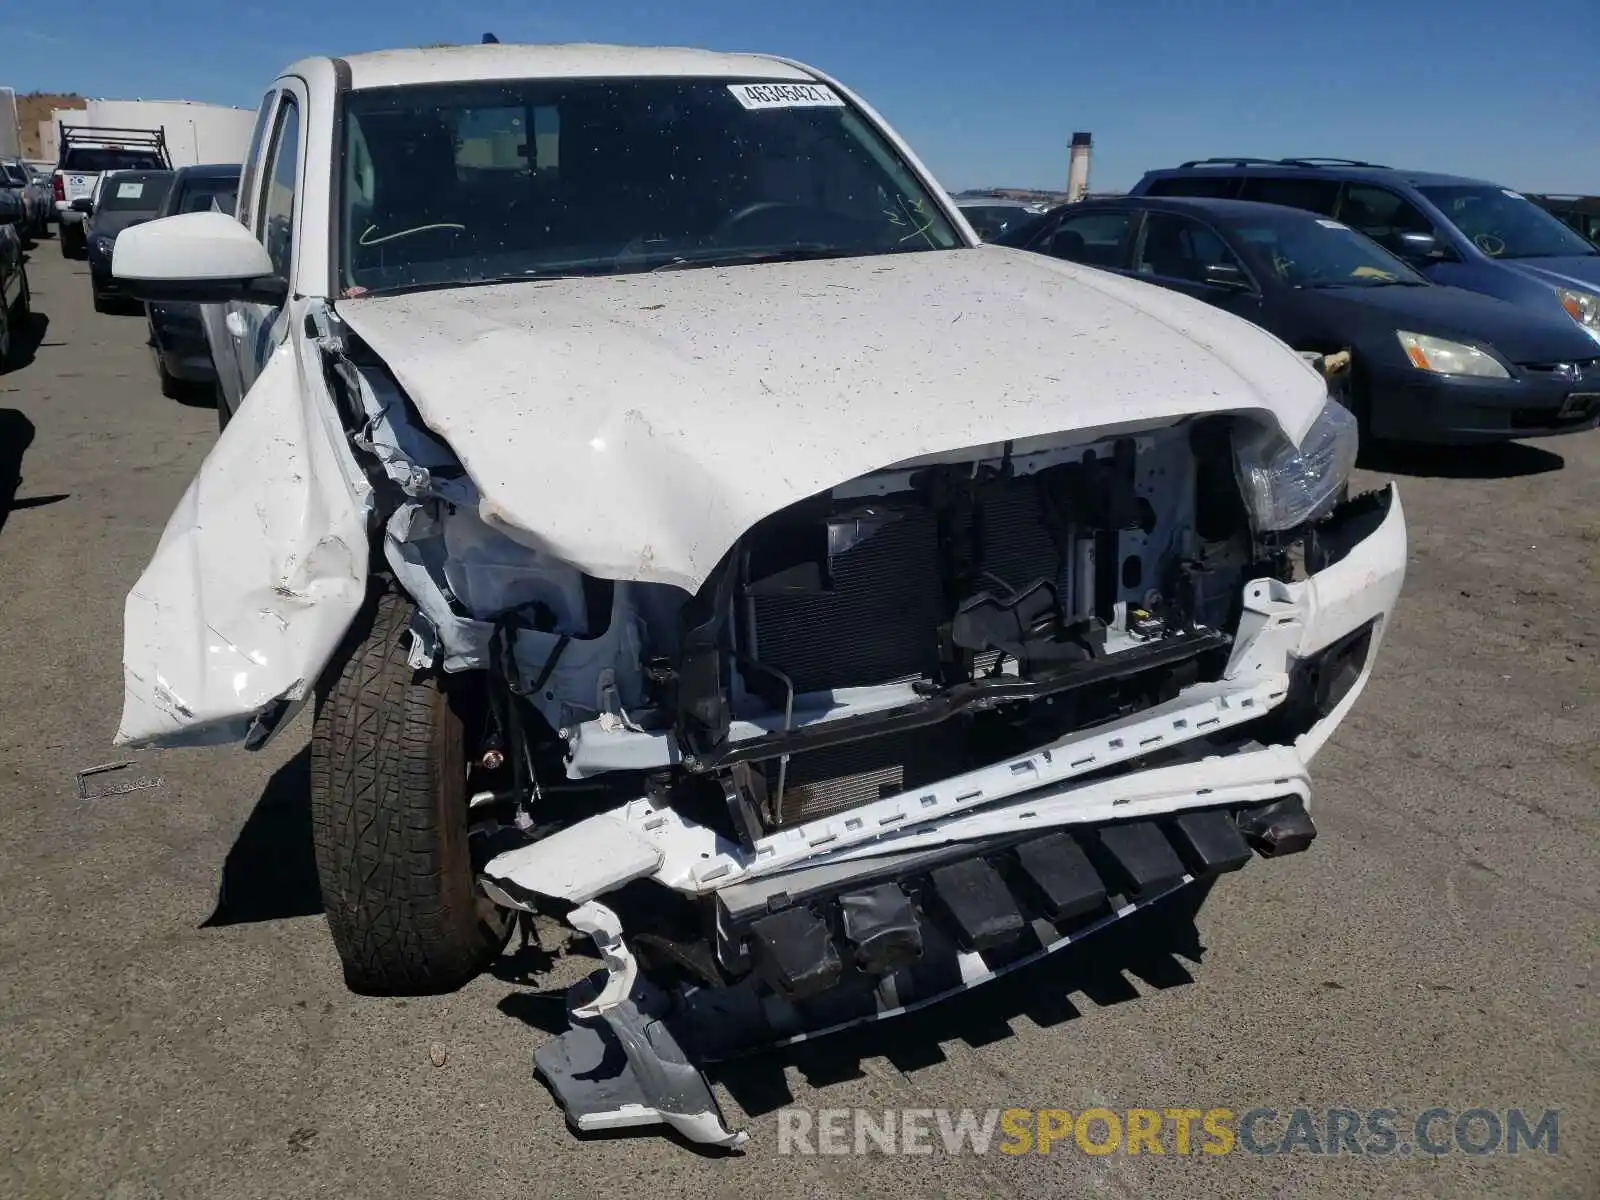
1419,185 -> 1598,259
1227,214 -> 1428,288
338,77 -> 962,294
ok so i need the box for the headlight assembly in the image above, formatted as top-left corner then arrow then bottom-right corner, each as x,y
94,236 -> 114,256
1232,397 -> 1359,532
1395,330 -> 1509,379
1556,286 -> 1600,334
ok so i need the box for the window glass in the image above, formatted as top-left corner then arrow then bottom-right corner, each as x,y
337,78 -> 961,293
1046,211 -> 1133,268
1135,212 -> 1241,282
1417,184 -> 1597,259
1237,176 -> 1341,215
95,171 -> 173,212
1336,184 -> 1436,256
1228,212 -> 1427,288
179,180 -> 239,216
60,148 -> 164,172
1143,175 -> 1240,199
260,97 -> 300,278
961,204 -> 1035,240
236,92 -> 276,229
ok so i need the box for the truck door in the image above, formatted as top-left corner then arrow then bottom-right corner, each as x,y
208,92 -> 275,414
218,88 -> 300,415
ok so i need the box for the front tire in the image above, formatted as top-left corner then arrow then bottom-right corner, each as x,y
310,586 -> 512,996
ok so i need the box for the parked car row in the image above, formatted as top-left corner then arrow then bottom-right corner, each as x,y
0,196 -> 31,371
2,160 -> 52,241
992,158 -> 1600,444
68,162 -> 240,397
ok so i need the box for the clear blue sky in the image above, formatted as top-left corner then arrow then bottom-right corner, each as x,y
6,0 -> 1597,193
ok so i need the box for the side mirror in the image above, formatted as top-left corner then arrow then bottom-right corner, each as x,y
1396,231 -> 1449,261
112,211 -> 288,305
71,197 -> 93,213
1202,262 -> 1249,289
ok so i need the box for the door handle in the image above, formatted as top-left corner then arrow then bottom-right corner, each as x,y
225,311 -> 248,339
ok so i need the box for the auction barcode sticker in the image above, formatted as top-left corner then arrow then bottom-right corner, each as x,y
728,82 -> 844,110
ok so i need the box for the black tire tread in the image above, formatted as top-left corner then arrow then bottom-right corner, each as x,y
310,585 -> 508,995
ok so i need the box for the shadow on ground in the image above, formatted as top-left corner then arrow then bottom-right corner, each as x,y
1361,439 -> 1565,479
3,310 -> 52,374
0,405 -> 69,535
202,747 -> 324,926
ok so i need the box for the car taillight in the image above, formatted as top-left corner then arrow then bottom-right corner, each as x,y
52,174 -> 63,201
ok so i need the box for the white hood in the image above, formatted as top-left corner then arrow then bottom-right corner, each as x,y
337,246 -> 1324,593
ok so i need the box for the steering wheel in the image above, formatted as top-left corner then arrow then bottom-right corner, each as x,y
713,201 -> 816,240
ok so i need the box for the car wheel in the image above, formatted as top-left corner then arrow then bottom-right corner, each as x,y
0,295 -> 11,370
215,382 -> 232,431
59,230 -> 72,258
310,585 -> 514,996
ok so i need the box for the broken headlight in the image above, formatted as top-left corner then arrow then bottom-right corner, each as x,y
1231,398 -> 1358,532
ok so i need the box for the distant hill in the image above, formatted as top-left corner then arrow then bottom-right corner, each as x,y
16,92 -> 88,159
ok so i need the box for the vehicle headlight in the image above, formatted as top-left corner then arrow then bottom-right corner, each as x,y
94,236 -> 114,256
1395,330 -> 1509,379
1556,286 -> 1600,333
1232,398 -> 1359,532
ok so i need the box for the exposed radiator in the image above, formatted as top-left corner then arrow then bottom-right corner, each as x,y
763,728 -> 967,828
748,508 -> 943,694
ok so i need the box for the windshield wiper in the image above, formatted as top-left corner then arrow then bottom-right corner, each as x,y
648,246 -> 864,272
353,268 -> 603,298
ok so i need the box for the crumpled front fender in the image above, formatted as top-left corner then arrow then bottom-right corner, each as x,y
115,330 -> 373,748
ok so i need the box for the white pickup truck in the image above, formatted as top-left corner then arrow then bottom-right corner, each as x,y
111,43 -> 1406,1148
53,124 -> 171,258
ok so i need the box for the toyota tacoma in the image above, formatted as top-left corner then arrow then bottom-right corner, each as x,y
110,43 -> 1406,1148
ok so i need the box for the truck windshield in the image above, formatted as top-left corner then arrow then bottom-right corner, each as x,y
338,77 -> 962,294
1419,185 -> 1599,259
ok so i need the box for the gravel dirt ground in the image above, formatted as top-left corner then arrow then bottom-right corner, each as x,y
1,247 -> 1596,1200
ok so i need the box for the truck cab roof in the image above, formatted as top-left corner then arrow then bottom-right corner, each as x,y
287,42 -> 818,91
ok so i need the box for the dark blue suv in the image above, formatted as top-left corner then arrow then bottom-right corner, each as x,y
1131,159 -> 1600,349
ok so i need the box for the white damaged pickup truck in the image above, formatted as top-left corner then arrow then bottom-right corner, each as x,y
112,44 -> 1406,1148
